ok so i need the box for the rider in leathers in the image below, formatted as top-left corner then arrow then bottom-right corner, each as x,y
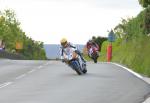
86,40 -> 99,57
60,38 -> 86,66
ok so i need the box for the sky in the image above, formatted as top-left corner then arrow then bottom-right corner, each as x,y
0,0 -> 142,44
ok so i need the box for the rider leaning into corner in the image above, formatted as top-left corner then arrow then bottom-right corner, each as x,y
86,40 -> 100,57
60,38 -> 86,65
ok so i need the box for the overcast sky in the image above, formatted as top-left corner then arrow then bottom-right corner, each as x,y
0,0 -> 142,44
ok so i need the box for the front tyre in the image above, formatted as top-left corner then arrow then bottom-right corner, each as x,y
92,53 -> 98,63
82,69 -> 87,74
71,61 -> 83,75
75,69 -> 82,75
94,58 -> 97,63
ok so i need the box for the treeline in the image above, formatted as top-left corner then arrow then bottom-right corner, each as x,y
0,9 -> 47,60
100,4 -> 150,76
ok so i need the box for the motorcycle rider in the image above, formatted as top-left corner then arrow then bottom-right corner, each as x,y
86,40 -> 99,57
60,38 -> 86,64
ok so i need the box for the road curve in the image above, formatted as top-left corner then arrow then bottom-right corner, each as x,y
0,60 -> 149,103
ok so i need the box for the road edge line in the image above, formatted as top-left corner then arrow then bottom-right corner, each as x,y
104,62 -> 150,103
110,62 -> 143,79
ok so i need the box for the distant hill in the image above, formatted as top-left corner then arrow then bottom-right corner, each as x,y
44,44 -> 85,59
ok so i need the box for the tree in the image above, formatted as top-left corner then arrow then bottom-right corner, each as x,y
0,9 -> 47,59
138,0 -> 150,8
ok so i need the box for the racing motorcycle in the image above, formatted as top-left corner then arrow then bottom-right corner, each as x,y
88,46 -> 99,63
62,47 -> 87,75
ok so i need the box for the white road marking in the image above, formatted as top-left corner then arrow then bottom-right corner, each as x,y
38,66 -> 43,69
28,69 -> 36,74
0,62 -> 51,89
110,62 -> 143,79
0,82 -> 13,88
15,74 -> 26,80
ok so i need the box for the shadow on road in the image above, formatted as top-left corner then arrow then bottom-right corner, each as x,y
60,72 -> 113,79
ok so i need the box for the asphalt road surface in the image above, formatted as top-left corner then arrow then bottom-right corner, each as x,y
0,59 -> 150,103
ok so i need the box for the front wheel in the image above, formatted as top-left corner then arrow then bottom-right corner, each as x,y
92,53 -> 98,63
94,59 -> 97,63
82,69 -> 87,74
71,60 -> 83,75
75,69 -> 82,75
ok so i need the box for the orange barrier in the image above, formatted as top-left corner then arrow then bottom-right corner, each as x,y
107,44 -> 112,62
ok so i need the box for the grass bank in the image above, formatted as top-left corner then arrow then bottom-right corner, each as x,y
100,36 -> 150,77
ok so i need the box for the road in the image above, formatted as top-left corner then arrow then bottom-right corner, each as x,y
0,59 -> 150,103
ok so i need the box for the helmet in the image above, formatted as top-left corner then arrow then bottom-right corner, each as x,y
60,38 -> 68,47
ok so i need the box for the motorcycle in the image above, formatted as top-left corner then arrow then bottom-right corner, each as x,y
88,46 -> 99,63
62,47 -> 87,75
